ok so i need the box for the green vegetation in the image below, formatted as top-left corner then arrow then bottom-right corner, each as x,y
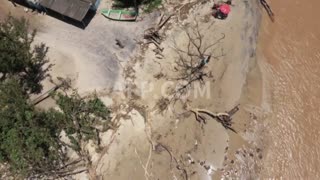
0,16 -> 111,178
0,16 -> 51,94
113,0 -> 162,12
143,0 -> 162,13
0,79 -> 64,177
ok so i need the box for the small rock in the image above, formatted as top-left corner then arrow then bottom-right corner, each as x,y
204,165 -> 210,170
156,134 -> 162,140
252,114 -> 257,120
154,144 -> 165,153
256,148 -> 261,153
242,154 -> 246,158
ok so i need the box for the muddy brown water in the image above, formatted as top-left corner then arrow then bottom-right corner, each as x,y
259,0 -> 320,178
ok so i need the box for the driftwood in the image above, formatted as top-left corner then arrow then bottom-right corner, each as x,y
29,160 -> 87,179
135,145 -> 153,180
260,0 -> 274,21
189,105 -> 239,133
31,77 -> 71,105
143,14 -> 173,52
115,39 -> 124,48
156,143 -> 189,180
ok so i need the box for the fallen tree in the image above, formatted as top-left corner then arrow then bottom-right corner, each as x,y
154,21 -> 225,112
189,105 -> 239,132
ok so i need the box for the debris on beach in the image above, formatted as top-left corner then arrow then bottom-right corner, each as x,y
189,105 -> 240,132
259,0 -> 275,21
115,39 -> 125,48
143,13 -> 173,53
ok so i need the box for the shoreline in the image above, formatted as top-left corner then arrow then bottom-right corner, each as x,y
214,0 -> 270,178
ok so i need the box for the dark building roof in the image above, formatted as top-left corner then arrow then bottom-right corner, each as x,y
40,0 -> 97,21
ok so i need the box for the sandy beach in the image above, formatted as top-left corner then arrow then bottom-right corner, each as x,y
1,0 -> 266,179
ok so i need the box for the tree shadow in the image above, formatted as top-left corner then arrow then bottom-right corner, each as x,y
113,0 -> 139,8
113,0 -> 161,13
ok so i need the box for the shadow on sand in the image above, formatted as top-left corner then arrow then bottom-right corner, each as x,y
44,9 -> 96,29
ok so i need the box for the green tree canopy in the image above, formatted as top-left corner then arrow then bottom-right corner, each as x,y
52,90 -> 111,153
0,16 -> 51,94
0,80 -> 63,177
0,17 -> 112,178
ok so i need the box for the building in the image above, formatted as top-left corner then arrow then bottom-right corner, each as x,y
25,0 -> 101,22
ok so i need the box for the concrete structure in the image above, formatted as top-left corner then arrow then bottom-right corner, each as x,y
25,0 -> 101,21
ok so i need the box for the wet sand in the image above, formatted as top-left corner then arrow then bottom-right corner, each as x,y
258,0 -> 320,178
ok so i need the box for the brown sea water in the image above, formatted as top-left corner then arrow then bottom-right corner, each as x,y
259,0 -> 320,178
